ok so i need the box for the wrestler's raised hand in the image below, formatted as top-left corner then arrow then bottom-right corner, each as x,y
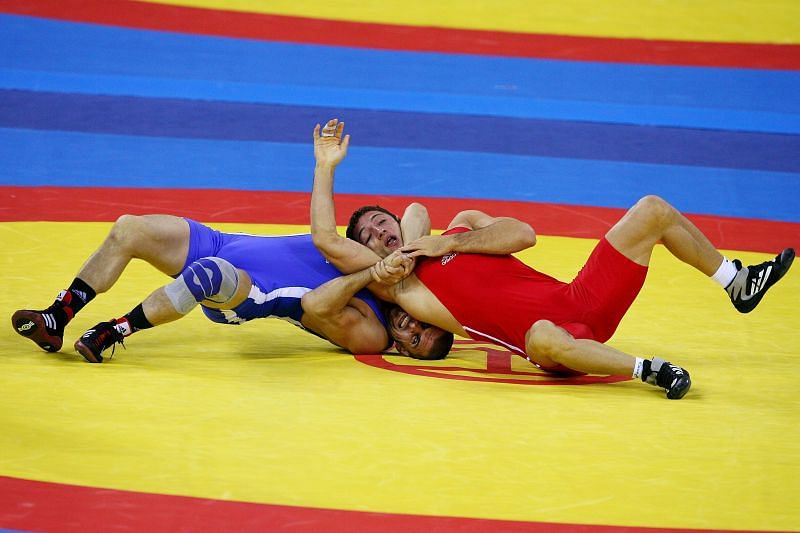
313,118 -> 350,168
400,235 -> 454,258
370,251 -> 414,285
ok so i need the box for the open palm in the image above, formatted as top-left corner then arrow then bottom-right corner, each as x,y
313,119 -> 350,167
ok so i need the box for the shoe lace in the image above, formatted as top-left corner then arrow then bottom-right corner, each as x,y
95,324 -> 125,360
107,335 -> 124,360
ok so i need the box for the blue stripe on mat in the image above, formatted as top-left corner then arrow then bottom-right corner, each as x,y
1,90 -> 798,173
1,128 -> 797,222
2,15 -> 799,133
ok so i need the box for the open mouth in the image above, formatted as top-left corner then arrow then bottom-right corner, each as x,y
393,310 -> 410,330
385,235 -> 398,249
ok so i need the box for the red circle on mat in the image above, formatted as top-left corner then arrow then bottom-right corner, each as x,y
355,340 -> 631,386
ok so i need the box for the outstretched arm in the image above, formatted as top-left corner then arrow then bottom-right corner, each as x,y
401,210 -> 536,258
311,119 -> 429,282
311,119 -> 382,273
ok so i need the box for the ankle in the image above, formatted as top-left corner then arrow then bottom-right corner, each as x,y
711,257 -> 738,288
640,358 -> 655,383
123,304 -> 153,334
113,317 -> 134,337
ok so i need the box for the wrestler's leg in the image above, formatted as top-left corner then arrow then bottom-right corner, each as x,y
76,214 -> 190,291
13,214 -> 191,352
605,195 -> 721,274
525,320 -> 691,399
605,195 -> 794,313
124,265 -> 252,326
74,262 -> 252,363
525,320 -> 635,375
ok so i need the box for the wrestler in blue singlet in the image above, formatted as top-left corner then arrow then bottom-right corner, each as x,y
182,219 -> 388,333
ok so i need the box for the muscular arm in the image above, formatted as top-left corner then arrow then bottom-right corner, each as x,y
300,268 -> 389,354
300,251 -> 417,353
401,210 -> 536,258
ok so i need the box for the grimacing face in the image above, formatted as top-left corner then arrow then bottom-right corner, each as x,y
387,307 -> 448,359
353,210 -> 403,258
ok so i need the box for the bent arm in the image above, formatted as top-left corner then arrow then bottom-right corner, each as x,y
300,268 -> 390,354
310,120 -> 425,297
447,210 -> 536,253
400,202 -> 431,242
402,210 -> 536,258
310,162 -> 382,273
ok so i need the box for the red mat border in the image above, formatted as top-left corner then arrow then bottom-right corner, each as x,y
0,475 -> 780,533
1,186 -> 796,254
0,0 -> 797,69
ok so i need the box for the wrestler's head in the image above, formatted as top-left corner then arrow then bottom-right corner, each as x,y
386,306 -> 453,360
346,205 -> 402,258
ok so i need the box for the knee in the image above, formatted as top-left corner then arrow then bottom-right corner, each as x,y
165,257 -> 240,314
634,195 -> 671,218
632,195 -> 673,228
527,320 -> 574,361
108,214 -> 145,249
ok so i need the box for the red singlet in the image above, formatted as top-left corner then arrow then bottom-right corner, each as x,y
414,227 -> 648,357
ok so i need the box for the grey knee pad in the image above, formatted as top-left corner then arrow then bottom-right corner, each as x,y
165,256 -> 240,314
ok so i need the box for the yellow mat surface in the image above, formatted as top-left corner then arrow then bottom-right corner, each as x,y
144,0 -> 800,43
1,222 -> 799,530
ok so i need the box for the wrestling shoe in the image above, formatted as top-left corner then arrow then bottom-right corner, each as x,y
11,308 -> 65,352
74,320 -> 124,363
726,248 -> 795,313
643,357 -> 691,400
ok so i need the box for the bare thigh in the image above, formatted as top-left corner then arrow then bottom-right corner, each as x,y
604,196 -> 666,267
127,215 -> 191,275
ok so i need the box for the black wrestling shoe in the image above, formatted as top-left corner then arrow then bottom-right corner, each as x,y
726,248 -> 794,313
643,357 -> 691,400
74,320 -> 124,363
12,308 -> 65,352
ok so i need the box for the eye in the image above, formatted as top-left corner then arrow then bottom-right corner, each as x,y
412,334 -> 420,347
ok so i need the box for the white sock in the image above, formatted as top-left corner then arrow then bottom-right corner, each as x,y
711,257 -> 738,288
632,357 -> 644,379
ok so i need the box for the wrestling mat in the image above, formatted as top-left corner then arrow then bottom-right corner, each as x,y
1,0 -> 799,529
1,221 -> 798,531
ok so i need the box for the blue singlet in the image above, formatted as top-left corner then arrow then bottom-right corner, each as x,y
182,219 -> 388,333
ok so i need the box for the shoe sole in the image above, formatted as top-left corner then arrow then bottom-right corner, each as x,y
11,310 -> 63,352
736,247 -> 795,313
74,339 -> 103,363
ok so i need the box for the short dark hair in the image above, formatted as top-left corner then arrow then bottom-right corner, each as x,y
346,205 -> 401,242
412,331 -> 454,361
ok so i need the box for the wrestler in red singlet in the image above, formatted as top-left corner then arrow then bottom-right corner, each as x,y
413,227 -> 648,358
